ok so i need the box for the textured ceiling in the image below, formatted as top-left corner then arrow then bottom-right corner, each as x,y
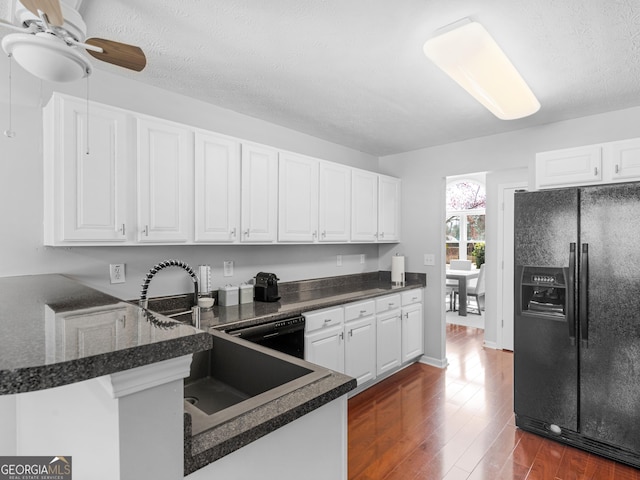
12,1 -> 640,156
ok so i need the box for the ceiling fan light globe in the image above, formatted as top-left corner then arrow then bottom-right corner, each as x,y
2,33 -> 91,83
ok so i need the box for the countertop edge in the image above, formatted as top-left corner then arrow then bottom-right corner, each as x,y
183,372 -> 356,476
0,332 -> 213,395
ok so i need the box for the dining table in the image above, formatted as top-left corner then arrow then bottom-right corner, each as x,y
446,269 -> 480,316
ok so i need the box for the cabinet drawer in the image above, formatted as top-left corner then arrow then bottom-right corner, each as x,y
344,300 -> 375,322
401,289 -> 423,306
303,306 -> 344,332
375,294 -> 401,313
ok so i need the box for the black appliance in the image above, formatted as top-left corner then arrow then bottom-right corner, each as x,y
514,183 -> 640,468
254,272 -> 281,302
224,316 -> 305,359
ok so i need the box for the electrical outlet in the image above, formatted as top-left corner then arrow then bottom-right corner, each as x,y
336,255 -> 343,267
109,263 -> 125,284
223,261 -> 234,277
424,254 -> 435,266
360,254 -> 365,264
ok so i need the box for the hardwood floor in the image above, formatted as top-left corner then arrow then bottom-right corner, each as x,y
348,324 -> 640,480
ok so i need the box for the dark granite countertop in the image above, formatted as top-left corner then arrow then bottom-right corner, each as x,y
150,271 -> 427,332
0,274 -> 212,395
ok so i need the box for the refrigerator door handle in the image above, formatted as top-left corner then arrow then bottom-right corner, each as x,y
567,243 -> 576,345
580,243 -> 589,348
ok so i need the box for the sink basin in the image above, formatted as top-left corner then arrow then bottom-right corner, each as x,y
184,329 -> 331,435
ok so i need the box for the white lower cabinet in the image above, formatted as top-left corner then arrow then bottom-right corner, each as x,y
376,309 -> 402,376
401,289 -> 424,362
305,290 -> 423,394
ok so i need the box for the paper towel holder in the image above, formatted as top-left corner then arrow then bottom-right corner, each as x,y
391,253 -> 406,287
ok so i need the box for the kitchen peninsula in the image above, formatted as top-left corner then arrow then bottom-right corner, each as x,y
0,272 -> 424,479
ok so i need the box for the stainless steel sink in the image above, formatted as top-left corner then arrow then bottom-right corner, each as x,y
184,329 -> 331,435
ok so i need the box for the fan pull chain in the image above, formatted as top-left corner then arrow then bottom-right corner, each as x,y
85,74 -> 90,155
4,54 -> 15,138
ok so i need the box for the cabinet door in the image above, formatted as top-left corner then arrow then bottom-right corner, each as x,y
607,138 -> 640,182
241,143 -> 278,242
278,152 -> 319,242
304,324 -> 345,373
378,175 -> 401,242
345,316 -> 376,385
535,145 -> 602,189
137,118 -> 192,242
402,303 -> 423,362
194,132 -> 241,242
45,95 -> 128,243
351,169 -> 378,242
319,161 -> 351,242
376,310 -> 402,375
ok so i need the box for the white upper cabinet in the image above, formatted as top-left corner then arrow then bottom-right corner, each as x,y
44,94 -> 129,244
278,152 -> 320,242
535,145 -> 602,189
378,175 -> 401,242
194,131 -> 241,243
351,169 -> 379,242
319,161 -> 351,242
606,138 -> 640,182
535,138 -> 640,189
136,117 -> 192,242
241,143 -> 279,243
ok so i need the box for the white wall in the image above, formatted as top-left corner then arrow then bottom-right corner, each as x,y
0,64 -> 379,299
379,105 -> 640,365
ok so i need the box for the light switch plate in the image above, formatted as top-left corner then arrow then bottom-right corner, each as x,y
424,254 -> 435,266
223,261 -> 234,277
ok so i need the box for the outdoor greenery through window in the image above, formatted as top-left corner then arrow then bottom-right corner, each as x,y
446,180 -> 486,265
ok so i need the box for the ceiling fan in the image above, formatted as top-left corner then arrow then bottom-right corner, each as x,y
0,0 -> 146,82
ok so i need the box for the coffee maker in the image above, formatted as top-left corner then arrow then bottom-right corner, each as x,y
254,272 -> 281,302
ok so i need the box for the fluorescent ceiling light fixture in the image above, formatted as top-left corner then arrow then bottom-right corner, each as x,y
2,33 -> 91,83
423,20 -> 540,120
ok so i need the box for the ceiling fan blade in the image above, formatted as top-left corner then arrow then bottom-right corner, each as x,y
19,0 -> 64,26
84,38 -> 147,72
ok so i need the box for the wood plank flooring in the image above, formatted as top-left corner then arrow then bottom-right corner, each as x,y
348,324 -> 640,480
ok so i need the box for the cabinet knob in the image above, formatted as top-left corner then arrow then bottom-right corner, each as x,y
312,230 -> 317,238
388,302 -> 395,307
120,224 -> 126,235
230,227 -> 237,238
380,232 -> 385,239
594,167 -> 598,176
615,164 -> 620,174
324,318 -> 332,323
243,229 -> 250,238
143,225 -> 149,236
360,309 -> 367,315
321,231 -> 326,238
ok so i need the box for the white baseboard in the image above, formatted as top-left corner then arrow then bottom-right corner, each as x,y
483,340 -> 498,350
419,355 -> 448,369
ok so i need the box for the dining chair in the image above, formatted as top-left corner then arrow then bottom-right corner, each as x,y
452,263 -> 486,314
450,259 -> 472,270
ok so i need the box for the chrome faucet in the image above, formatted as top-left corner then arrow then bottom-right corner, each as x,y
139,259 -> 201,328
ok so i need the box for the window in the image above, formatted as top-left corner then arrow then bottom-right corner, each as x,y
446,180 -> 486,264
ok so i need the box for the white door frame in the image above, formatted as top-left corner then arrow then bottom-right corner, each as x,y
496,181 -> 527,350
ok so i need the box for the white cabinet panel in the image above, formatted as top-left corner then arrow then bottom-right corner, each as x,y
241,143 -> 279,243
535,145 -> 602,189
304,324 -> 345,373
44,94 -> 129,244
607,138 -> 640,182
319,162 -> 351,242
194,132 -> 241,242
402,303 -> 423,362
137,117 -> 192,242
278,152 -> 319,242
376,310 -> 402,376
378,175 -> 401,242
351,169 -> 378,242
345,316 -> 376,385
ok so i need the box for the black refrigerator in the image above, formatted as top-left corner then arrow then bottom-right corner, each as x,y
514,183 -> 640,468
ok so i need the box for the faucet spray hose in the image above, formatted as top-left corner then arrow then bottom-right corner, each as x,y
139,259 -> 199,307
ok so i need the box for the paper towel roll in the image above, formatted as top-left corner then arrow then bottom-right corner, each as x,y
391,255 -> 405,285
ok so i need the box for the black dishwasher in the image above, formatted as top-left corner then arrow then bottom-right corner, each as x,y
224,316 -> 305,359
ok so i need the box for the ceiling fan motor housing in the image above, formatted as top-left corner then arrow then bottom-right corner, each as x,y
15,1 -> 86,42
